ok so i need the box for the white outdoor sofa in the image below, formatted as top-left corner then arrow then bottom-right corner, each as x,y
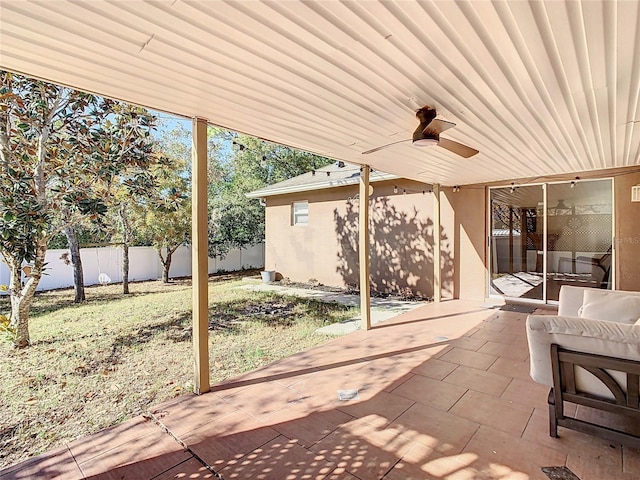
526,285 -> 640,448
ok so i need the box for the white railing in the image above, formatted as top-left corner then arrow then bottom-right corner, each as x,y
0,243 -> 265,292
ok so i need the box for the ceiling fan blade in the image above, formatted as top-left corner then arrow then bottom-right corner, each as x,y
438,137 -> 479,158
361,138 -> 410,155
427,118 -> 456,135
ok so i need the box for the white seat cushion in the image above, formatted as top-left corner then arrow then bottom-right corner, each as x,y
527,315 -> 640,389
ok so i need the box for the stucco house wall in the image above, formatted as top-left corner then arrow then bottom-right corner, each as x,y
260,165 -> 639,303
454,166 -> 640,300
441,186 -> 487,301
264,179 -> 438,298
614,170 -> 640,291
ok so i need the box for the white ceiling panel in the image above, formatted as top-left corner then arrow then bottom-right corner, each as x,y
1,0 -> 639,185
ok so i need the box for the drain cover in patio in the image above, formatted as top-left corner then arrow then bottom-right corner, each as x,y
500,304 -> 537,314
541,466 -> 580,480
337,389 -> 360,401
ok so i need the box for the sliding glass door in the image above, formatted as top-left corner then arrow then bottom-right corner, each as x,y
545,180 -> 613,301
490,185 -> 544,300
489,179 -> 613,303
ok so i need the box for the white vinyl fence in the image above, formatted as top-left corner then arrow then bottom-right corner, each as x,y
0,243 -> 264,293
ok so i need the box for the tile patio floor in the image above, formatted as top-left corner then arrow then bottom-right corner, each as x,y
1,299 -> 638,479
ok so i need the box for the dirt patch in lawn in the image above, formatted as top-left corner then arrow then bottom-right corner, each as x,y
275,278 -> 428,301
208,299 -> 301,330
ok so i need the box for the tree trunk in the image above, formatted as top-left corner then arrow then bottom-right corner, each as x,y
5,91 -> 57,347
158,246 -> 179,284
8,259 -> 28,347
120,203 -> 130,295
162,248 -> 172,283
122,242 -> 130,294
64,225 -> 85,302
7,241 -> 47,348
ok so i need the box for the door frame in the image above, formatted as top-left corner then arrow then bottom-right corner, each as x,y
486,177 -> 615,305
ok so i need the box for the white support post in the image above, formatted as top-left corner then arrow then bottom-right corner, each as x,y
359,165 -> 372,329
192,117 -> 210,394
433,184 -> 441,302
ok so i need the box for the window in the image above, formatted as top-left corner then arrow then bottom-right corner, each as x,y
292,201 -> 309,226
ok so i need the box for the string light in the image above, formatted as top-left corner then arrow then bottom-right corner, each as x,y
229,139 -> 344,177
232,141 -> 246,151
326,166 -> 640,193
176,129 -> 640,191
390,184 -> 438,195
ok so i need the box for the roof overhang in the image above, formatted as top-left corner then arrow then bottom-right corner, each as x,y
1,1 -> 639,186
246,169 -> 399,198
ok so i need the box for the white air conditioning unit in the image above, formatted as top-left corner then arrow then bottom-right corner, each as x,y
632,185 -> 640,203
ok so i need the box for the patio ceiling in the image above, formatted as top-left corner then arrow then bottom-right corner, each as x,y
1,0 -> 639,186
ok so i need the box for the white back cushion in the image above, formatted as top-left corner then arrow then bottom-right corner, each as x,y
579,289 -> 640,324
558,286 -> 592,317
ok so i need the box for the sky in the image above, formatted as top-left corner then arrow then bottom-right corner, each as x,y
152,111 -> 191,139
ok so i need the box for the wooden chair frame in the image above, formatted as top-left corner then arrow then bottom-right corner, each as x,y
548,344 -> 640,448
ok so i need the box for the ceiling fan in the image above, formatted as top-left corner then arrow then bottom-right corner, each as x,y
361,106 -> 479,158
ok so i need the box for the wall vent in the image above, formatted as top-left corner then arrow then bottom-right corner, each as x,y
632,185 -> 640,202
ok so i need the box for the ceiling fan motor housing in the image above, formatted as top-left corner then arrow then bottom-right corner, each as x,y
412,106 -> 439,146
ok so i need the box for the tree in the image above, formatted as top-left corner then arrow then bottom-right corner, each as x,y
207,129 -> 333,258
136,124 -> 191,283
0,71 -> 156,347
139,197 -> 191,283
98,105 -> 158,295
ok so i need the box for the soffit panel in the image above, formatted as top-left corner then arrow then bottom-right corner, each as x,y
1,0 -> 639,185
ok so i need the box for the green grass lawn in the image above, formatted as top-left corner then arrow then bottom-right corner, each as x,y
0,273 -> 356,469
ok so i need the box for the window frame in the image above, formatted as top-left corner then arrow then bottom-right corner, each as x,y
292,200 -> 309,226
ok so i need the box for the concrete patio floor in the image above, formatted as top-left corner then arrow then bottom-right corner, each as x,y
1,299 -> 639,479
